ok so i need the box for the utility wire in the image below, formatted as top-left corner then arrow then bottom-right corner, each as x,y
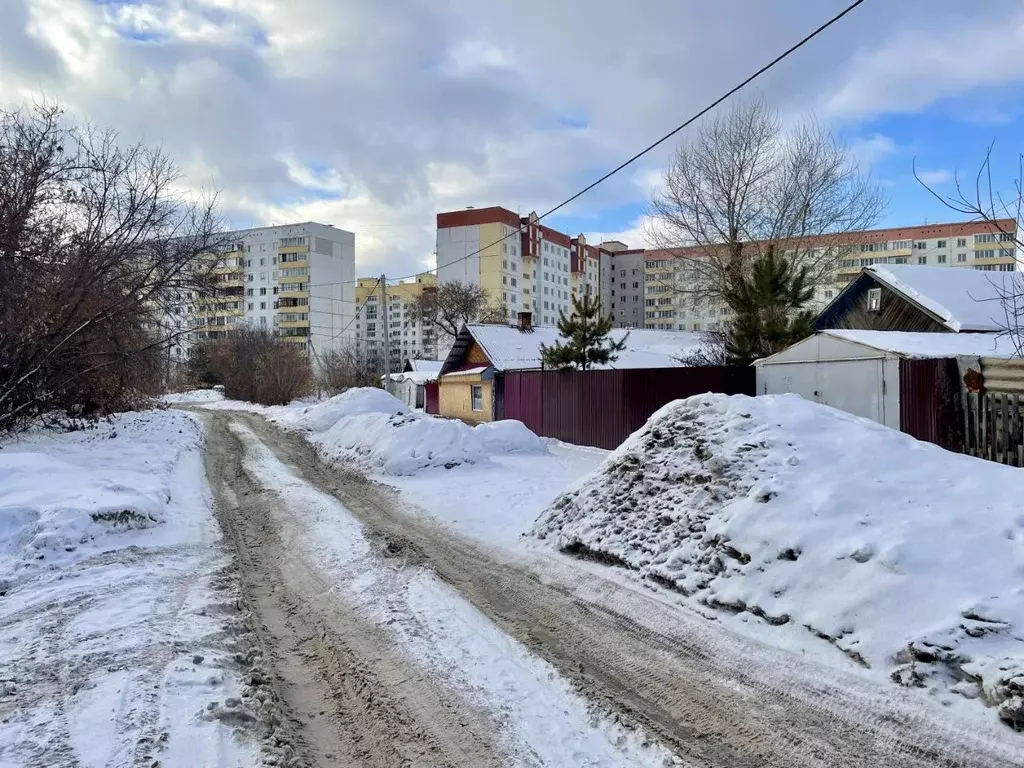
303,0 -> 868,291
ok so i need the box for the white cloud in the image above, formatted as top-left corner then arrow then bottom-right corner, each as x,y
5,0 -> 1024,279
915,168 -> 952,186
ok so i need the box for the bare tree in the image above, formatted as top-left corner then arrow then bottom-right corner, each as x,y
207,327 -> 312,405
316,342 -> 384,394
915,146 -> 1024,354
0,103 -> 224,431
408,281 -> 508,348
676,331 -> 730,367
647,99 -> 884,311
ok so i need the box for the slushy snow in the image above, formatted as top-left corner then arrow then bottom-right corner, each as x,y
532,393 -> 1024,730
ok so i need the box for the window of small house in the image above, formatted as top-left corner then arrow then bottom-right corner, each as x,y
867,287 -> 882,312
470,385 -> 483,412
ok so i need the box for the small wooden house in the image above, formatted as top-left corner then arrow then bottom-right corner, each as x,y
815,264 -> 1015,333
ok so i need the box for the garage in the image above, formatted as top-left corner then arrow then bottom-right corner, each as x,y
754,329 -> 1015,437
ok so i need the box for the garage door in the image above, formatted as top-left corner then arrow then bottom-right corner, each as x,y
815,358 -> 885,424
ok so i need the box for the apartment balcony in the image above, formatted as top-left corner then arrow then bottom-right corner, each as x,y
278,245 -> 310,255
278,319 -> 310,329
278,335 -> 309,344
276,299 -> 308,310
277,258 -> 309,270
278,288 -> 310,300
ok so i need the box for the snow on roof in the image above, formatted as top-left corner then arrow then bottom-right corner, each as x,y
461,324 -> 704,371
405,359 -> 443,373
867,264 -> 1023,332
388,371 -> 438,384
444,366 -> 488,377
823,330 -> 1021,359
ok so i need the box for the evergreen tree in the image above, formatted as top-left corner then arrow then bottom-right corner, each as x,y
540,295 -> 628,371
724,246 -> 815,366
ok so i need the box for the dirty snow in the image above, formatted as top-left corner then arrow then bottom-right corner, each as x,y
532,394 -> 1024,730
228,422 -> 678,767
0,412 -> 261,766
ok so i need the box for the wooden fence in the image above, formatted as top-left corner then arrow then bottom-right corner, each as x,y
964,392 -> 1024,467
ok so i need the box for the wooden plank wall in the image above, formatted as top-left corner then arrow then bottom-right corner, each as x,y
964,393 -> 1024,467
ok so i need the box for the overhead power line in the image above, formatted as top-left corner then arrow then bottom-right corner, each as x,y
290,0 -> 868,293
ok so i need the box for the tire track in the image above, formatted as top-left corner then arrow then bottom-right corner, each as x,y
202,412 -> 506,768
230,409 -> 1022,768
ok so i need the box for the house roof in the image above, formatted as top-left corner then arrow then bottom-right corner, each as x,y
823,330 -> 1019,359
387,370 -> 438,384
864,264 -> 1020,332
440,323 -> 704,374
404,359 -> 443,374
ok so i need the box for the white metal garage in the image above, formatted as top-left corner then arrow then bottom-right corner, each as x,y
754,330 -> 1015,429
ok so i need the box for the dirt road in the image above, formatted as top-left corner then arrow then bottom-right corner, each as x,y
201,409 -> 1021,768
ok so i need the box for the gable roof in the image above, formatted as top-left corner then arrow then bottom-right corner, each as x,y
404,359 -> 443,373
440,324 -> 704,374
815,264 -> 1022,333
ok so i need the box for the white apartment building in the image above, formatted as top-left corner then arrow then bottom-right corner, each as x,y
354,273 -> 441,370
174,221 -> 355,361
435,207 -> 600,326
644,218 -> 1021,332
598,241 -> 647,328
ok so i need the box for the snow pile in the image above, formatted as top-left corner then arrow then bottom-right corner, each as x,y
0,412 -> 204,584
163,388 -> 224,404
281,388 -> 546,475
532,394 -> 1024,729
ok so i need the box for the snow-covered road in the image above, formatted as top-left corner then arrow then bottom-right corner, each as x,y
204,409 -> 1023,768
0,411 -> 260,768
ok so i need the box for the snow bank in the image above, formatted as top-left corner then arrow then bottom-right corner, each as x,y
532,394 -> 1024,729
279,388 -> 547,476
163,388 -> 224,404
0,411 -> 204,584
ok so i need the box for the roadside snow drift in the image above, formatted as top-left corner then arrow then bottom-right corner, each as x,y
279,388 -> 546,475
532,394 -> 1024,729
0,411 -> 261,766
162,388 -> 224,404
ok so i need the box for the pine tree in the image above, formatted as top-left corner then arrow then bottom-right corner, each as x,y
724,246 -> 815,366
540,295 -> 628,371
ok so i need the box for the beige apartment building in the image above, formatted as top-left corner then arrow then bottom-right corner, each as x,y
354,272 -> 440,367
643,218 -> 1020,332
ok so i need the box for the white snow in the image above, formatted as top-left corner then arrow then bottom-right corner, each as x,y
229,388 -> 550,476
459,323 -> 703,371
228,422 -> 677,767
0,411 -> 259,766
386,441 -> 608,547
820,329 -> 1019,358
867,264 -> 1021,332
163,388 -> 225,404
531,393 -> 1024,729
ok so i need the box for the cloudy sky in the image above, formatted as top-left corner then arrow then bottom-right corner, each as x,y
3,0 -> 1024,278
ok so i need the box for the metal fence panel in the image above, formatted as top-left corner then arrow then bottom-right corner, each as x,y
500,366 -> 755,450
898,358 -> 964,453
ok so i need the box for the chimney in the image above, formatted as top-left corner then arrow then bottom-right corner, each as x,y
516,311 -> 533,332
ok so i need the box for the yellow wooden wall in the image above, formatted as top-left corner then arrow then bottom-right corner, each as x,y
438,375 -> 492,422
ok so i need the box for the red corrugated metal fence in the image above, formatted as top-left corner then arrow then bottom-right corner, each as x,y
500,366 -> 755,449
898,357 -> 964,452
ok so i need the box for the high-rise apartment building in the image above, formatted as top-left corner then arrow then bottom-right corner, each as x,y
598,241 -> 646,328
643,218 -> 1021,332
435,207 -> 601,326
354,272 -> 439,368
172,222 -> 355,362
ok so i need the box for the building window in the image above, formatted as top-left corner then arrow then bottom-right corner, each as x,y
260,287 -> 267,296
1000,232 -> 1015,242
867,287 -> 882,312
938,254 -> 948,264
824,290 -> 833,299
957,238 -> 967,248
958,253 -> 967,263
936,240 -> 946,249
260,302 -> 266,310
914,241 -> 927,249
470,385 -> 483,412
976,233 -> 996,244
247,302 -> 253,310
917,256 -> 927,264
246,288 -> 254,297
